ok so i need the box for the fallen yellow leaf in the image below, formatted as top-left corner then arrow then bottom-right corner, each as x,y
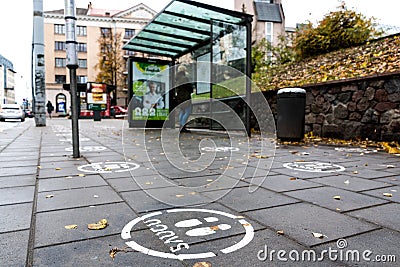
382,142 -> 400,154
383,193 -> 393,197
55,167 -> 61,170
333,196 -> 341,200
109,246 -> 128,260
277,230 -> 284,235
88,219 -> 108,230
64,224 -> 78,229
192,262 -> 212,267
312,232 -> 326,239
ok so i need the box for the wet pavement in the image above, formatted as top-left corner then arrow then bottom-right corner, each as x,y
0,118 -> 399,266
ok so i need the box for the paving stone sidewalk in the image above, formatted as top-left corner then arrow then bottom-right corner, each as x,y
0,119 -> 399,266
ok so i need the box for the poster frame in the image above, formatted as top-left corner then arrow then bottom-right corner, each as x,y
128,57 -> 173,128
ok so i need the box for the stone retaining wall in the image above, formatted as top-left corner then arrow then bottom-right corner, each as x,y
258,72 -> 400,141
191,72 -> 400,141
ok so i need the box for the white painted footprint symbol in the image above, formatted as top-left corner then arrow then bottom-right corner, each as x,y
174,217 -> 231,237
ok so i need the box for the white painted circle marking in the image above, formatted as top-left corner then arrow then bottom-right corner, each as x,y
65,146 -> 106,152
77,162 -> 140,173
283,161 -> 345,173
121,208 -> 254,260
201,147 -> 239,152
334,147 -> 377,153
56,133 -> 72,136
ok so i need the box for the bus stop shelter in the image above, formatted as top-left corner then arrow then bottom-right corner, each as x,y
123,0 -> 253,135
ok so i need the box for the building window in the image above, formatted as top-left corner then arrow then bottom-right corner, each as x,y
76,25 -> 87,36
78,59 -> 87,68
54,24 -> 65,34
77,43 -> 87,52
55,75 -> 66,84
124,50 -> 135,56
101,44 -> 112,54
55,58 -> 66,67
77,76 -> 88,83
124,29 -> 135,39
265,22 -> 273,43
265,22 -> 273,61
55,41 -> 66,51
101,27 -> 111,37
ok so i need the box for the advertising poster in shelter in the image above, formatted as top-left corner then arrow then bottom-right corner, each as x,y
129,58 -> 170,124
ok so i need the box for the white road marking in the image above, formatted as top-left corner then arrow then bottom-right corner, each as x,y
121,208 -> 254,259
283,161 -> 345,173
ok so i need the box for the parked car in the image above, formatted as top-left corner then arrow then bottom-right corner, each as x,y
110,105 -> 127,118
0,104 -> 25,122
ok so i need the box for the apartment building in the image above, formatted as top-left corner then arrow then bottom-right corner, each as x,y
43,3 -> 156,115
0,54 -> 15,104
234,0 -> 286,46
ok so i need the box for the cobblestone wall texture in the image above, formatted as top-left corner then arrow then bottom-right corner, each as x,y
259,72 -> 400,141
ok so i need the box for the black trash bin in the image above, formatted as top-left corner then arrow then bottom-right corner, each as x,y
276,88 -> 306,141
93,110 -> 101,121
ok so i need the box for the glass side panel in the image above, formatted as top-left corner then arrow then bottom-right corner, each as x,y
197,58 -> 212,95
211,20 -> 247,98
166,1 -> 243,24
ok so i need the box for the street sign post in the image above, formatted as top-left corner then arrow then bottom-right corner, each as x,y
65,0 -> 80,158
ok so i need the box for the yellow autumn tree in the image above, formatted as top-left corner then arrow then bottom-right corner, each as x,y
95,28 -> 125,88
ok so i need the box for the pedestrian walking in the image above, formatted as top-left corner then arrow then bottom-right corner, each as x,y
175,65 -> 193,132
46,100 -> 54,118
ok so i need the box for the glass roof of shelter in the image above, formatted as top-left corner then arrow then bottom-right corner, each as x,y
123,0 -> 252,59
